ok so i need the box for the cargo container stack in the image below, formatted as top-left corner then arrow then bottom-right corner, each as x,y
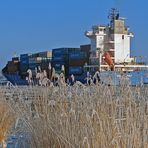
80,44 -> 91,64
28,51 -> 52,76
6,57 -> 19,74
20,54 -> 30,77
29,56 -> 42,76
52,48 -> 79,76
39,51 -> 52,72
79,44 -> 92,75
3,56 -> 29,85
68,51 -> 87,76
52,48 -> 69,75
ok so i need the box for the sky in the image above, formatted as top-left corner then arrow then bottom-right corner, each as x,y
0,0 -> 148,69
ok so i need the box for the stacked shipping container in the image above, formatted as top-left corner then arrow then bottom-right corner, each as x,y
68,45 -> 91,76
20,54 -> 30,76
7,60 -> 19,74
4,45 -> 91,80
68,51 -> 86,75
52,46 -> 90,76
20,51 -> 52,77
80,44 -> 91,64
28,51 -> 52,76
52,48 -> 80,75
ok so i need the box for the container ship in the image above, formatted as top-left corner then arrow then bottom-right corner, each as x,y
2,8 -> 148,85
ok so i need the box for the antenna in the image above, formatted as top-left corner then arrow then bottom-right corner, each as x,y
108,8 -> 119,22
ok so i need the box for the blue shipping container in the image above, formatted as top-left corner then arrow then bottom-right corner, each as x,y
52,48 -> 69,55
52,48 -> 80,56
20,54 -> 29,58
52,62 -> 65,70
29,63 -> 40,69
20,56 -> 29,64
69,66 -> 83,75
20,65 -> 29,72
20,60 -> 29,64
20,56 -> 29,60
53,56 -> 65,61
69,52 -> 86,60
20,62 -> 29,67
20,54 -> 31,60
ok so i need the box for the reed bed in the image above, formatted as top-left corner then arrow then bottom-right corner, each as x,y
0,82 -> 148,148
0,90 -> 16,147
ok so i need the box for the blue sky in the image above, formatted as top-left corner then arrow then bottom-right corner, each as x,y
0,0 -> 148,69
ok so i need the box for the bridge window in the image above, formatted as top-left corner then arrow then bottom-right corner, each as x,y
122,35 -> 124,40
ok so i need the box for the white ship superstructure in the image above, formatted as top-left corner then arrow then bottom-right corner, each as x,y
85,8 -> 148,72
86,25 -> 106,67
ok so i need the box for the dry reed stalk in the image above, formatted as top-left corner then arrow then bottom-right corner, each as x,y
0,83 -> 148,148
0,101 -> 16,146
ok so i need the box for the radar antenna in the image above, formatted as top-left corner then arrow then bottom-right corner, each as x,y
108,8 -> 119,24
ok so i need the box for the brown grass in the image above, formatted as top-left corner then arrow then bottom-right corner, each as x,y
1,83 -> 148,148
0,93 -> 16,144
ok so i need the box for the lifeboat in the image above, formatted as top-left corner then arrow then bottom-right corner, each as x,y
103,52 -> 114,71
